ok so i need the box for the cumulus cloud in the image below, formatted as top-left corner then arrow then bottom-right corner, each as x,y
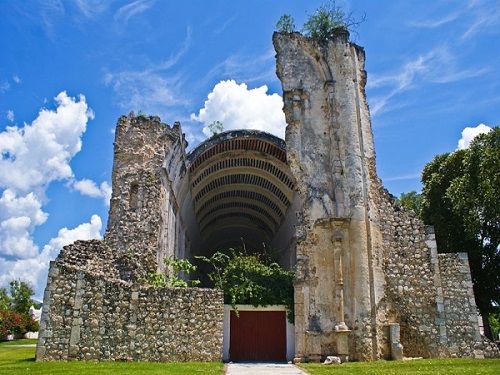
0,215 -> 102,299
0,92 -> 105,298
0,91 -> 94,193
71,179 -> 112,206
191,80 -> 286,139
457,123 -> 493,150
6,110 -> 14,122
0,190 -> 48,259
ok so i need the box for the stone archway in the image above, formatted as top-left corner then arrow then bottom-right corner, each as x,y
184,130 -> 298,269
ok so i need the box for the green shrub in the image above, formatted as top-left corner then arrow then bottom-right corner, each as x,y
197,249 -> 294,322
0,310 -> 39,337
144,257 -> 200,288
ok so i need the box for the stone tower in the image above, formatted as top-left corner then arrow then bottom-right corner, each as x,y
274,31 -> 495,361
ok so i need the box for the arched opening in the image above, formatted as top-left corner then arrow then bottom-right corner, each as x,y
184,130 -> 297,270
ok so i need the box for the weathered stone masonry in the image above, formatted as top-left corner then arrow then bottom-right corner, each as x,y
37,262 -> 223,361
37,117 -> 224,362
273,31 -> 498,361
37,31 -> 499,362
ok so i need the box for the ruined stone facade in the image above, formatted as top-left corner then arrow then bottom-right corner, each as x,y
36,31 -> 499,362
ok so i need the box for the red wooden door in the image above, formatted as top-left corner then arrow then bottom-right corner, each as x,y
229,310 -> 286,362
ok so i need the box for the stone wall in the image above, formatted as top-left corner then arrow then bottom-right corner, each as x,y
375,185 -> 499,359
37,262 -> 223,362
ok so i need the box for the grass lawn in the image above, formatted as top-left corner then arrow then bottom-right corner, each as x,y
300,358 -> 500,375
0,341 -> 224,375
0,339 -> 38,346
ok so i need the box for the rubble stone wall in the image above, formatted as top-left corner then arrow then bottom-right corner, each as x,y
375,184 -> 499,359
36,262 -> 224,362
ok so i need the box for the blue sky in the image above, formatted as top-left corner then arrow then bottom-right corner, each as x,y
1,0 -> 499,298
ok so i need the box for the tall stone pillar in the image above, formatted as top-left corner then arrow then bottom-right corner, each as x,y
274,30 -> 382,361
105,114 -> 185,278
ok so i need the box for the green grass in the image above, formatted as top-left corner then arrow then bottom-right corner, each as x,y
0,339 -> 38,346
300,358 -> 500,375
0,344 -> 224,375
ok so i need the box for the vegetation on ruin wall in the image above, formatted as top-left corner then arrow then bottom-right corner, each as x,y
144,257 -> 200,288
0,344 -> 223,375
197,249 -> 295,322
276,1 -> 365,42
397,127 -> 499,339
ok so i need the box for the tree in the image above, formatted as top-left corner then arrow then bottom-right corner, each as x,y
208,121 -> 224,136
397,191 -> 423,218
276,14 -> 295,33
9,280 -> 35,314
0,288 -> 9,311
421,127 -> 499,339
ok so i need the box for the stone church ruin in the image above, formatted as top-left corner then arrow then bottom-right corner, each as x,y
36,31 -> 499,362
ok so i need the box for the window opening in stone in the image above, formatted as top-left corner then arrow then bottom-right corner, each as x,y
129,182 -> 139,210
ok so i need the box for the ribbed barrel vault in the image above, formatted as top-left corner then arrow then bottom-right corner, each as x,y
187,130 -> 294,253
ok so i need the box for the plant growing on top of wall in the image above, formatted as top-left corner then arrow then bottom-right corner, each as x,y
276,1 -> 365,43
208,120 -> 224,136
196,249 -> 294,322
145,257 -> 200,288
276,14 -> 295,33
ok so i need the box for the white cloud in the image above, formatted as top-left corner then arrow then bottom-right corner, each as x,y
368,47 -> 488,116
0,91 -> 94,193
191,80 -> 286,139
410,11 -> 461,28
71,179 -> 112,206
104,27 -> 191,115
382,173 -> 421,182
12,75 -> 21,84
0,189 -> 48,259
0,91 -> 105,298
75,0 -> 108,18
115,0 -> 155,24
0,215 -> 102,299
457,123 -> 493,150
0,81 -> 10,93
6,110 -> 14,122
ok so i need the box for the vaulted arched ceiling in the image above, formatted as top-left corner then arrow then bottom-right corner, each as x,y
187,130 -> 294,253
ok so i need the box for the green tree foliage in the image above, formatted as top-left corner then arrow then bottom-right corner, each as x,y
489,311 -> 500,340
397,191 -> 423,218
276,14 -> 295,33
421,127 -> 499,338
8,280 -> 35,314
303,1 -> 347,41
208,120 -> 224,136
197,250 -> 294,322
0,288 -> 9,311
